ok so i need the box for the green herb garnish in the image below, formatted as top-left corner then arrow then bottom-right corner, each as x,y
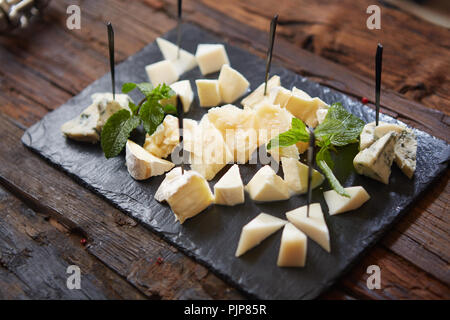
100,82 -> 176,158
267,103 -> 365,197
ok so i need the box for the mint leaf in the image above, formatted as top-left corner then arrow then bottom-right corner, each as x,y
316,146 -> 349,197
122,83 -> 136,93
139,100 -> 165,135
101,109 -> 140,158
128,101 -> 139,115
136,82 -> 154,97
163,104 -> 177,114
267,118 -> 309,149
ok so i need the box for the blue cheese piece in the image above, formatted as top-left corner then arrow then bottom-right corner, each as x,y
61,93 -> 132,143
394,130 -> 417,179
353,131 -> 398,184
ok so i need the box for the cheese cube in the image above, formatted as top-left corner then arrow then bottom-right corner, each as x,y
353,132 -> 397,184
125,140 -> 175,180
195,44 -> 230,75
189,116 -> 234,180
277,223 -> 307,267
154,167 -> 183,202
286,203 -> 330,252
61,93 -> 132,143
214,164 -> 245,206
155,169 -> 214,223
253,102 -> 293,145
269,86 -> 292,108
145,60 -> 179,87
235,213 -> 287,257
207,104 -> 258,163
195,79 -> 221,107
285,94 -> 328,128
268,144 -> 299,163
291,87 -> 312,99
241,75 -> 281,109
156,37 -> 197,75
281,157 -> 324,195
143,115 -> 180,159
160,80 -> 194,113
218,64 -> 250,103
245,165 -> 290,202
324,186 -> 370,215
394,130 -> 417,179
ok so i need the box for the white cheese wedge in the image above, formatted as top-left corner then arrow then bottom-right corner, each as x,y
285,93 -> 328,128
277,223 -> 307,267
359,121 -> 391,150
353,131 -> 398,184
154,167 -> 183,202
170,80 -> 194,113
61,93 -> 132,143
268,144 -> 299,163
145,60 -> 179,87
286,203 -> 330,252
218,64 -> 250,103
155,169 -> 214,223
281,157 -> 324,195
253,102 -> 293,146
245,165 -> 290,202
156,37 -> 197,76
143,115 -> 180,159
195,44 -> 230,75
240,75 -> 281,109
189,116 -> 234,180
195,79 -> 222,107
394,129 -> 417,179
235,213 -> 287,257
374,123 -> 405,139
324,186 -> 370,215
207,104 -> 258,163
214,164 -> 245,206
269,86 -> 292,108
125,140 -> 175,180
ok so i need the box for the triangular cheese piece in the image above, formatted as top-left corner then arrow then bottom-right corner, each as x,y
214,164 -> 244,206
235,213 -> 287,257
125,140 -> 175,180
277,223 -> 307,267
241,75 -> 280,109
245,165 -> 290,202
323,186 -> 370,215
286,203 -> 330,252
156,37 -> 197,75
281,157 -> 324,195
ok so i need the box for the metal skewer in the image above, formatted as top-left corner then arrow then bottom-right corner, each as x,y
176,0 -> 182,59
375,43 -> 383,126
264,14 -> 278,96
107,22 -> 115,100
176,95 -> 184,174
306,128 -> 315,218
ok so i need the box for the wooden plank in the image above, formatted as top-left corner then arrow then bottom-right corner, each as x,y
0,186 -> 145,299
0,113 -> 446,299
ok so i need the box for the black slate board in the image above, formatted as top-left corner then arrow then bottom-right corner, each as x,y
22,24 -> 450,299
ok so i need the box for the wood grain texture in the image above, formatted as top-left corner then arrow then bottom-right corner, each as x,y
0,0 -> 448,299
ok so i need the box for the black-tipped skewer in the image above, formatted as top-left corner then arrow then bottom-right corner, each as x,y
107,22 -> 115,100
264,14 -> 278,96
375,43 -> 383,126
176,0 -> 183,59
306,128 -> 315,218
176,95 -> 184,174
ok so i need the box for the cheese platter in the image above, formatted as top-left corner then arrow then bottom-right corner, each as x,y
21,23 -> 450,299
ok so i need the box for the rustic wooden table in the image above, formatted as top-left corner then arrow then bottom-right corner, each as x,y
0,0 -> 448,300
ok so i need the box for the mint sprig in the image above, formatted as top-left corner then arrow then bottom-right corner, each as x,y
267,103 -> 364,197
100,82 -> 176,158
